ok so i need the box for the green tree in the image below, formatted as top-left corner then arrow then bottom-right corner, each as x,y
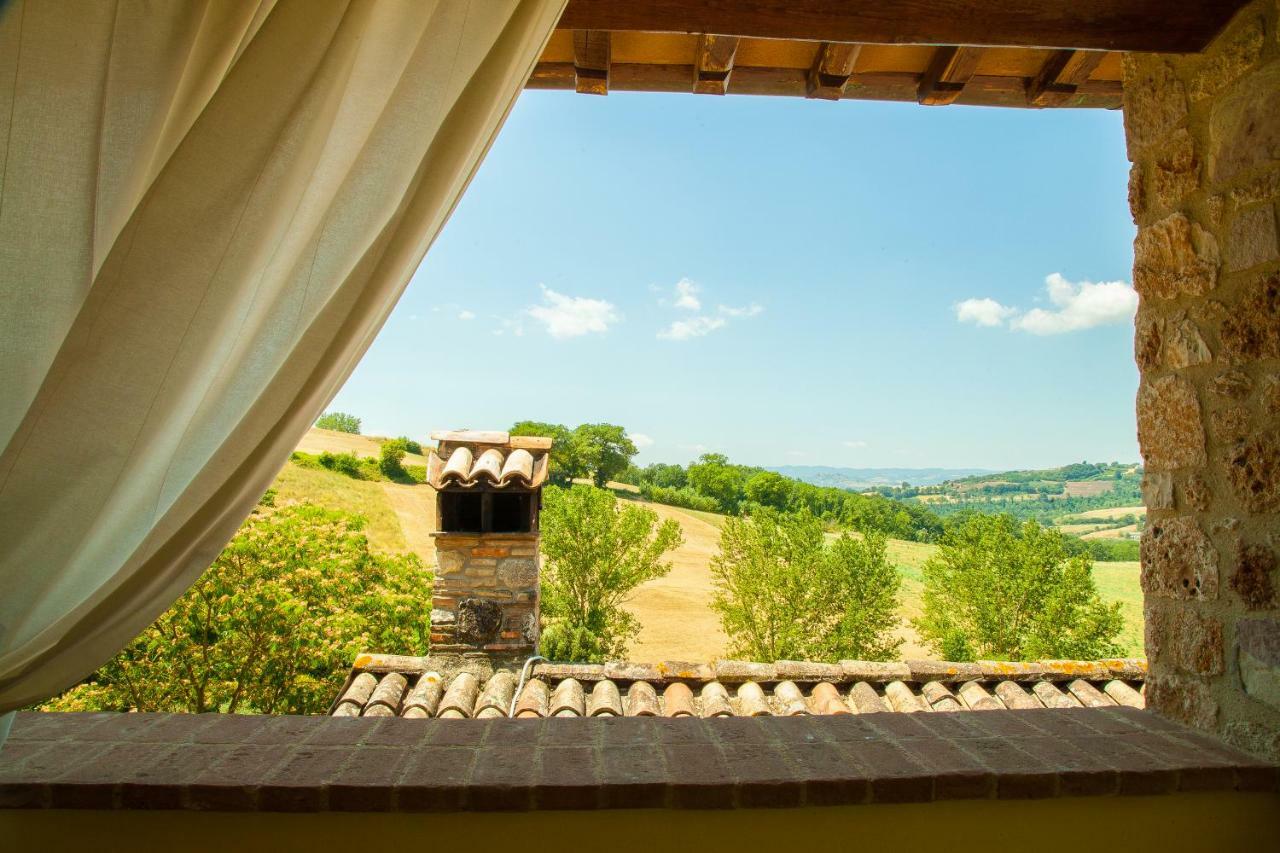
711,508 -> 902,662
744,470 -> 793,510
379,438 -> 408,480
914,514 -> 1124,661
687,453 -> 748,513
539,485 -> 682,661
572,423 -> 638,487
315,411 -> 361,434
43,504 -> 429,714
511,420 -> 587,484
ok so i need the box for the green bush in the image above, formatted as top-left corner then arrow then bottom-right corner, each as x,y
379,439 -> 408,480
638,483 -> 720,513
315,411 -> 361,434
319,451 -> 366,479
42,504 -> 430,714
396,436 -> 423,455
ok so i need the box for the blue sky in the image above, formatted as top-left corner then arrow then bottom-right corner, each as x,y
329,90 -> 1139,472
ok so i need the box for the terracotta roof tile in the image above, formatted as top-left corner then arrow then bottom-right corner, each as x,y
587,680 -> 622,716
736,682 -> 771,717
625,681 -> 659,716
426,441 -> 550,490
513,679 -> 549,718
700,682 -> 733,717
330,655 -> 1149,722
550,678 -> 585,717
662,683 -> 696,717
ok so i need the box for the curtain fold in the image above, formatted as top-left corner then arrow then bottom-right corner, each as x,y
0,0 -> 564,713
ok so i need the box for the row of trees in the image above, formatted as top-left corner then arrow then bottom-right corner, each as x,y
537,484 -> 1124,664
626,453 -> 946,542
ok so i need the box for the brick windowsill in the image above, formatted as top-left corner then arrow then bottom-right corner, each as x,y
0,708 -> 1274,812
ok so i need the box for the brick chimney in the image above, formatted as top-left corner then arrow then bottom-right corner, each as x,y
425,430 -> 551,660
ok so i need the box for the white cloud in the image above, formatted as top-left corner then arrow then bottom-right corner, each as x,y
956,273 -> 1137,335
527,284 -> 619,339
656,279 -> 763,340
679,443 -> 707,453
842,440 -> 868,449
458,309 -> 476,321
658,315 -> 727,340
629,433 -> 654,448
719,303 -> 763,318
1010,273 -> 1138,335
674,278 -> 701,311
956,297 -> 1016,327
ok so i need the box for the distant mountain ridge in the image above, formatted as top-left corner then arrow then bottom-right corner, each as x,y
769,465 -> 995,490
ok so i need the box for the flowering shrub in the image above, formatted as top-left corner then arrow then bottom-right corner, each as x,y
43,503 -> 430,714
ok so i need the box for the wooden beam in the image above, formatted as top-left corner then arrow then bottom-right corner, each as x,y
806,42 -> 861,100
556,0 -> 1246,53
694,34 -> 740,95
917,46 -> 982,106
1027,49 -> 1106,107
573,30 -> 611,95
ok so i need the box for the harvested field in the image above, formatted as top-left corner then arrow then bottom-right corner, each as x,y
296,427 -> 430,467
1063,480 -> 1117,497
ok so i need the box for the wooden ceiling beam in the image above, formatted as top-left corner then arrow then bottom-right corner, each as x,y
806,42 -> 861,100
694,35 -> 741,95
917,46 -> 983,106
556,0 -> 1246,53
1027,49 -> 1107,107
573,30 -> 611,95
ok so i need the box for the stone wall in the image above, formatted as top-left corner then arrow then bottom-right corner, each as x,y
1125,0 -> 1280,760
429,533 -> 539,654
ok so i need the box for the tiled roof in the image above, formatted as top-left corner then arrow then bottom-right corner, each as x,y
330,655 -> 1146,719
425,431 -> 551,490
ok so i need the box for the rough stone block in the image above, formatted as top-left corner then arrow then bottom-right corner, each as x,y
455,599 -> 503,645
498,557 -> 537,589
1173,608 -> 1225,676
1142,471 -> 1174,511
1133,214 -> 1220,299
1142,516 -> 1219,599
1122,56 -> 1188,158
1164,316 -> 1211,368
1237,618 -> 1280,712
1179,473 -> 1212,512
1210,61 -> 1280,185
1148,129 -> 1201,214
1226,431 -> 1280,512
1145,672 -> 1219,731
1209,406 -> 1250,443
1261,375 -> 1280,415
1219,271 -> 1280,362
470,546 -> 510,558
436,549 -> 465,574
1137,375 -> 1207,470
1189,14 -> 1265,102
1224,204 -> 1279,272
1207,369 -> 1253,399
1231,542 -> 1278,609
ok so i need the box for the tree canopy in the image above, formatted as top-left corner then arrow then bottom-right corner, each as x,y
538,485 -> 682,662
711,508 -> 902,662
510,420 -> 638,487
914,514 -> 1124,661
315,411 -> 361,434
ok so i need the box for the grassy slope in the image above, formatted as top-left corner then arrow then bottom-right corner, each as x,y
272,463 -> 410,554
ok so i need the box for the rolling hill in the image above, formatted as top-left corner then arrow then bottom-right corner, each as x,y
771,465 -> 993,490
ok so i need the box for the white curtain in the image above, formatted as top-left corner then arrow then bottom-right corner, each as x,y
0,0 -> 563,714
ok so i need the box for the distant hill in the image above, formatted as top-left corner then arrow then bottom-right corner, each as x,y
770,466 -> 994,490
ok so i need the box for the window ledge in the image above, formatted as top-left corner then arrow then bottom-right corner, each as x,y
0,708 -> 1274,812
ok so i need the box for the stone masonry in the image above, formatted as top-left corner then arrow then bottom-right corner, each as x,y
430,533 -> 540,657
1125,0 -> 1280,760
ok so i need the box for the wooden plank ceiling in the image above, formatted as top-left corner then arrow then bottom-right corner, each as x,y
528,0 -> 1249,108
